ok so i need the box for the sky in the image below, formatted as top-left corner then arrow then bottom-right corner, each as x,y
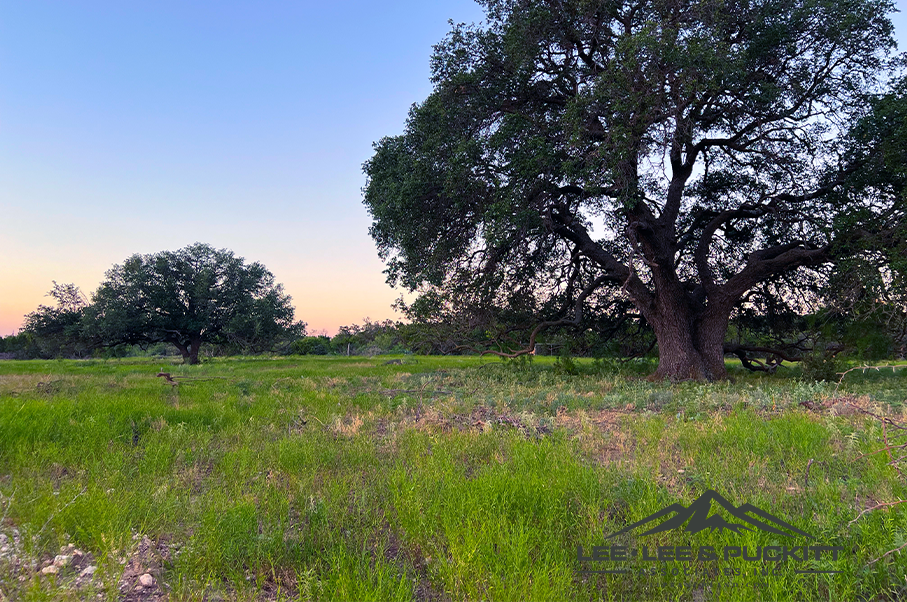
1,1 -> 906,336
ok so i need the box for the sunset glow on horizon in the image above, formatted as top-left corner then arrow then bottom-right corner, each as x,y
0,0 -> 485,337
2,1 -> 905,338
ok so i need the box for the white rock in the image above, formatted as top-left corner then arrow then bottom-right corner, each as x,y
79,565 -> 97,577
138,573 -> 154,587
41,565 -> 59,575
53,554 -> 71,567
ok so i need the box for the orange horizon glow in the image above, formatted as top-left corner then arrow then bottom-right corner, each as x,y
0,253 -> 408,338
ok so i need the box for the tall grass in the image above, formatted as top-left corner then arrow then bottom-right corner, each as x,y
0,356 -> 905,600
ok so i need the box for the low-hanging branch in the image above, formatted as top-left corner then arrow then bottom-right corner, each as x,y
458,275 -> 610,359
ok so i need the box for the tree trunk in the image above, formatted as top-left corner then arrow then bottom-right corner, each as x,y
646,287 -> 730,381
174,343 -> 191,363
188,338 -> 201,365
696,311 -> 732,380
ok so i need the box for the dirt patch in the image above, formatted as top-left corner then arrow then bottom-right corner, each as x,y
0,374 -> 72,396
252,566 -> 299,601
329,414 -> 365,437
117,535 -> 171,601
180,459 -> 216,496
399,405 -> 552,438
799,394 -> 874,415
555,408 -> 635,465
341,405 -> 629,441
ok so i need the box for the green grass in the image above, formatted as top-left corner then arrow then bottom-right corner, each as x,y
0,355 -> 905,600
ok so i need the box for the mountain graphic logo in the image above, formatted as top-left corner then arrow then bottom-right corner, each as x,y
606,490 -> 814,539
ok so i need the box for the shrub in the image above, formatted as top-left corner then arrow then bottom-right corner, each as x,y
291,336 -> 332,355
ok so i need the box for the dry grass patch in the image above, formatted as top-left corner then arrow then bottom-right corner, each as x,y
329,414 -> 365,437
0,374 -> 88,397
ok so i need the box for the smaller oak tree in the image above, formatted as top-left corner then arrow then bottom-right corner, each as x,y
88,243 -> 303,363
21,282 -> 91,358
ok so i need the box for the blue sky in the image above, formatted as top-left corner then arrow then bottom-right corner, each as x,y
0,1 -> 905,335
0,0 -> 486,335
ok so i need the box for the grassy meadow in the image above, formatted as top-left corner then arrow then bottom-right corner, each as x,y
1,355 -> 906,601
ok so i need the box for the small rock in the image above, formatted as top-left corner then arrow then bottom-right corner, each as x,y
138,573 -> 154,587
41,565 -> 59,575
80,565 -> 97,577
53,554 -> 71,567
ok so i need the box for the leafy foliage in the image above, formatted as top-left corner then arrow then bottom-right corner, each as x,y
20,282 -> 91,359
364,0 -> 904,379
289,336 -> 332,356
330,319 -> 407,356
86,243 -> 304,363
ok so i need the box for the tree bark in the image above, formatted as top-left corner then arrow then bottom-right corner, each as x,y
174,342 -> 191,363
188,338 -> 201,365
641,280 -> 731,381
649,314 -> 729,381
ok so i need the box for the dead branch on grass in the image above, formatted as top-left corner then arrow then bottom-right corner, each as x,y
867,541 -> 907,566
848,500 -> 907,526
155,372 -> 233,386
804,458 -> 826,488
836,395 -> 907,566
848,404 -> 907,480
834,364 -> 907,395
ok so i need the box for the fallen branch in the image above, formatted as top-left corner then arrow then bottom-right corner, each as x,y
155,372 -> 232,386
834,364 -> 907,396
804,458 -> 826,488
156,372 -> 179,386
723,340 -> 813,372
867,540 -> 907,566
848,500 -> 907,526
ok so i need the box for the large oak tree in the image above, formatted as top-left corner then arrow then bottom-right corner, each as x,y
364,0 -> 905,379
88,243 -> 303,363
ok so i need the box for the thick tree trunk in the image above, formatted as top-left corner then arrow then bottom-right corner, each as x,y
174,343 -> 191,363
646,286 -> 730,381
651,321 -> 728,381
696,311 -> 731,379
188,338 -> 201,365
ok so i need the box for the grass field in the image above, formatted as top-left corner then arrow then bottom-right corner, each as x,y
1,355 -> 906,601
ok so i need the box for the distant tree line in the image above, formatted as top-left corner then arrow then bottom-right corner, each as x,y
2,243 -> 904,371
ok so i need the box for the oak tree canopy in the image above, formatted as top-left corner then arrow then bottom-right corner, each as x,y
88,243 -> 302,364
364,0 -> 906,380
